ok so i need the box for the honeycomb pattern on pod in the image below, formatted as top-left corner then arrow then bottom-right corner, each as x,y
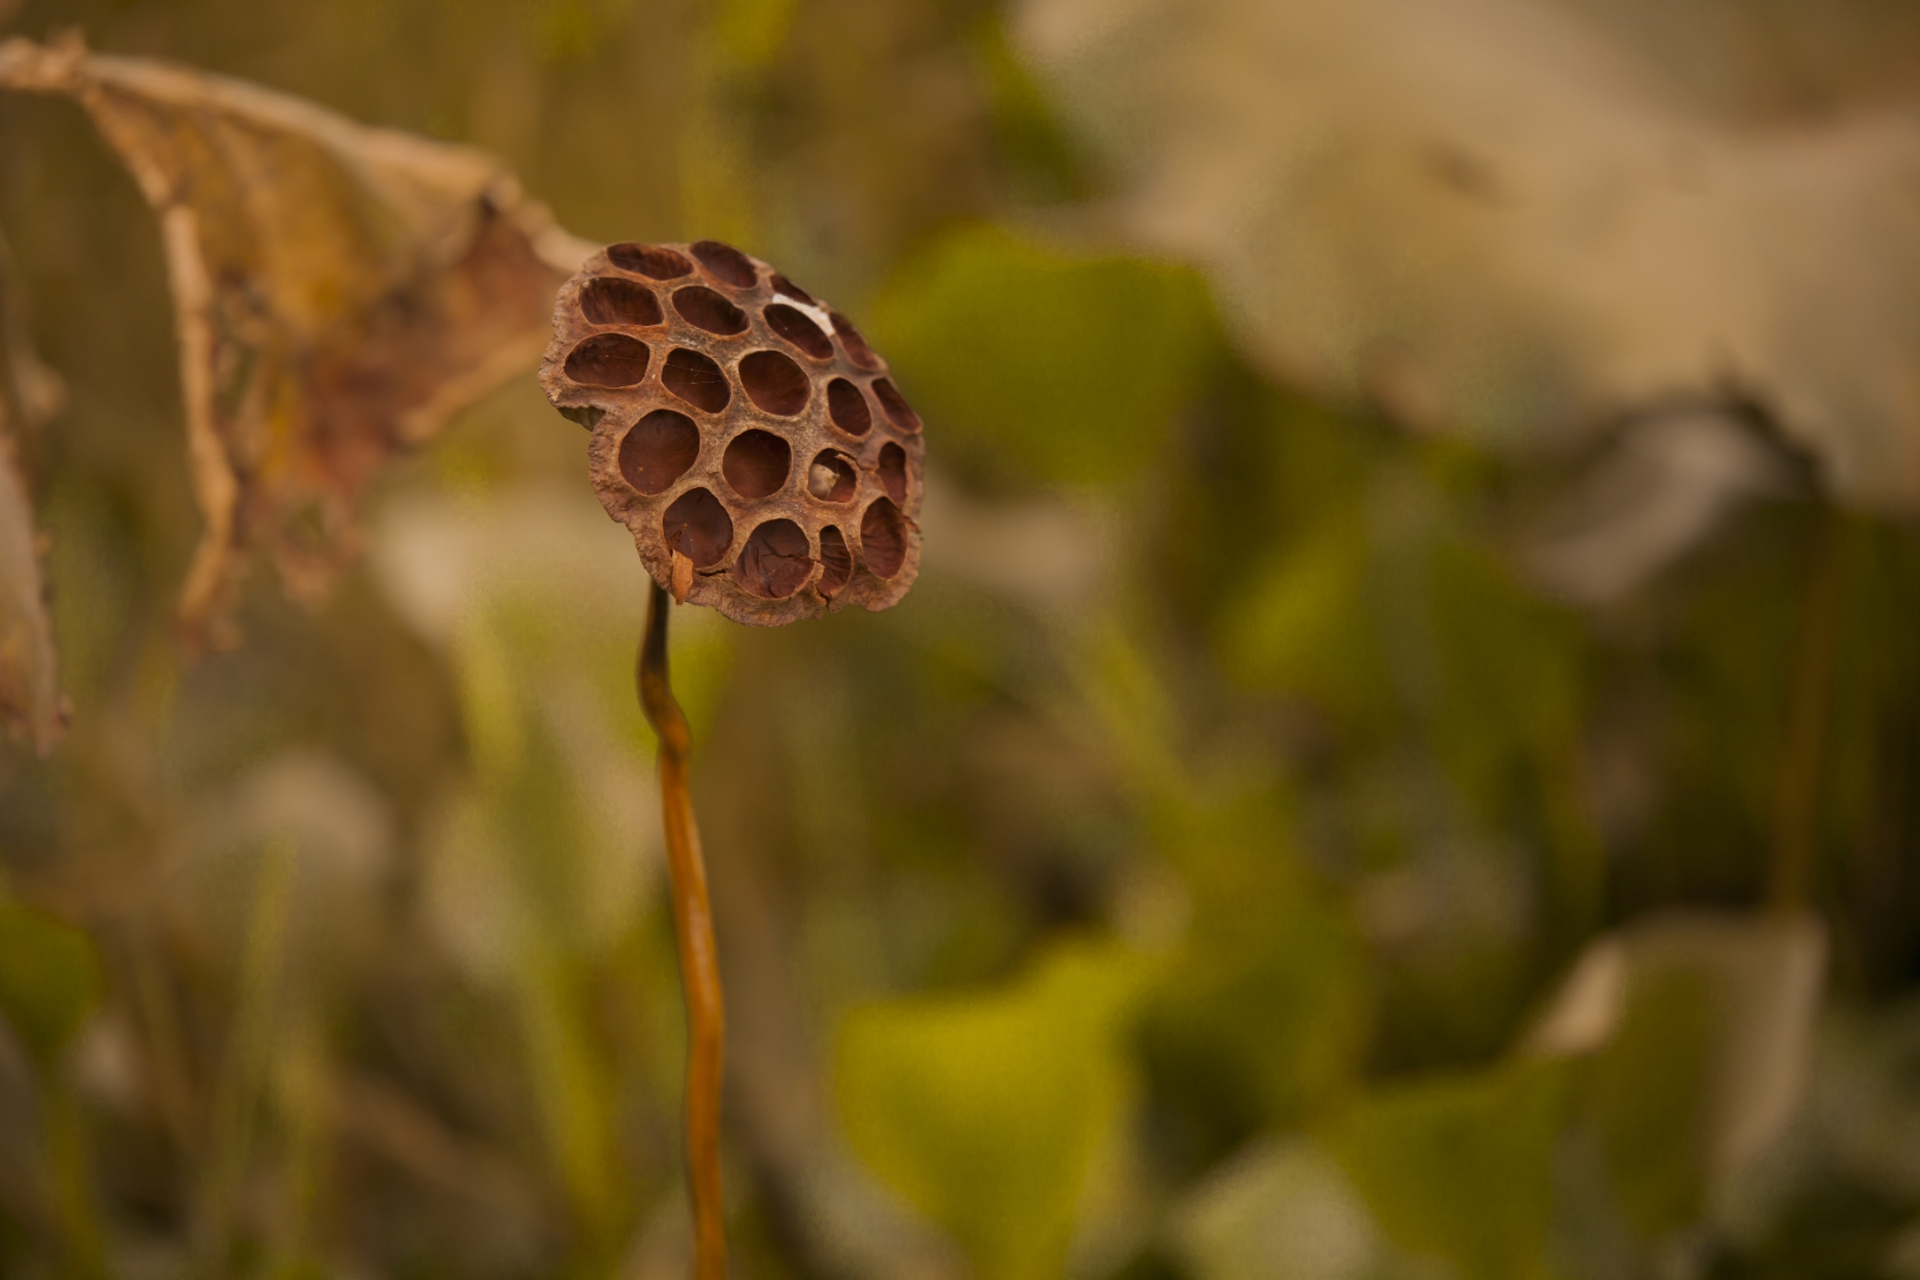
541,239 -> 924,626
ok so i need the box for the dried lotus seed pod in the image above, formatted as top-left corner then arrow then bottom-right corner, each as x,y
540,239 -> 924,626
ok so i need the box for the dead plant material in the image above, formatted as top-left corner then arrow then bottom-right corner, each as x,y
0,33 -> 593,646
637,580 -> 727,1280
543,241 -> 924,627
550,242 -> 926,1278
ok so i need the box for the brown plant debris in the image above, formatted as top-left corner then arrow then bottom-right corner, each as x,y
543,241 -> 925,627
0,33 -> 594,647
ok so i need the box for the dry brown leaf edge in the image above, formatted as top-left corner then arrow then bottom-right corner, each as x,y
0,32 -> 593,664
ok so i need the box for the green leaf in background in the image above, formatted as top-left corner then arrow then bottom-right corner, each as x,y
869,223 -> 1214,485
1169,1136 -> 1387,1280
1221,509 -> 1382,719
1146,887 -> 1369,1143
1553,912 -> 1826,1247
1140,798 -> 1371,1148
834,938 -> 1152,1280
1326,1058 -> 1574,1280
1426,536 -> 1588,810
1579,964 -> 1717,1239
0,899 -> 104,1071
971,19 -> 1089,204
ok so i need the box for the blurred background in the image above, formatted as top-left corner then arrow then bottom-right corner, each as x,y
4,1 -> 1920,1278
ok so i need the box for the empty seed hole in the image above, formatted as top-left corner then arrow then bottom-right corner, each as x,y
692,240 -> 758,288
619,410 -> 700,495
770,273 -> 815,306
722,429 -> 793,500
673,286 -> 748,336
565,333 -> 651,387
739,350 -> 810,416
765,304 -> 834,360
581,277 -> 664,327
818,526 -> 852,598
663,348 -> 732,413
662,488 -> 734,568
872,378 -> 921,431
808,450 -> 858,502
861,497 -> 907,579
878,442 -> 908,504
608,243 -> 692,279
827,378 -> 871,436
831,312 -> 880,369
733,519 -> 812,599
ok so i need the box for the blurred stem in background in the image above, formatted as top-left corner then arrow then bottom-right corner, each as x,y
638,580 -> 727,1280
194,837 -> 293,1279
42,1072 -> 104,1280
1772,505 -> 1850,911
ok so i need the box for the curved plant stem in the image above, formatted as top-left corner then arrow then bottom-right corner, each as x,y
638,580 -> 728,1280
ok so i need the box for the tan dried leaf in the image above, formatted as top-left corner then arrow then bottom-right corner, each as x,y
0,33 -> 592,645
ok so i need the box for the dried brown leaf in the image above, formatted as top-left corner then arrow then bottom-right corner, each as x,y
0,33 -> 592,646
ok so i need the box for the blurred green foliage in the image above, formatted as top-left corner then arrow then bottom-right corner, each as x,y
1328,1058 -> 1572,1280
872,223 -> 1214,486
0,898 -> 102,1070
1,1 -> 1920,1279
836,939 -> 1150,1280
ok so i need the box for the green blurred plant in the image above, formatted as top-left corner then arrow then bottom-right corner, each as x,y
0,896 -> 106,1278
836,938 -> 1153,1280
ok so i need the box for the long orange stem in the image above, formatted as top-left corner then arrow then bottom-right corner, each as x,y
638,581 -> 727,1280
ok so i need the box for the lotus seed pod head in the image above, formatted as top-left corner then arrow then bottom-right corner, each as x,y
540,240 -> 924,626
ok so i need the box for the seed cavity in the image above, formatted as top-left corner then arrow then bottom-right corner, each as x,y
692,240 -> 758,288
861,498 -> 907,579
765,304 -> 834,360
872,378 -> 921,431
831,311 -> 880,369
818,526 -> 852,598
827,378 -> 871,436
877,442 -> 909,504
662,348 -> 732,413
734,519 -> 812,599
663,487 -> 734,567
581,277 -> 663,327
723,429 -> 793,500
608,243 -> 692,279
770,272 -> 815,306
565,333 -> 650,387
674,286 -> 748,336
739,350 -> 810,416
808,450 -> 858,502
620,410 -> 700,495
